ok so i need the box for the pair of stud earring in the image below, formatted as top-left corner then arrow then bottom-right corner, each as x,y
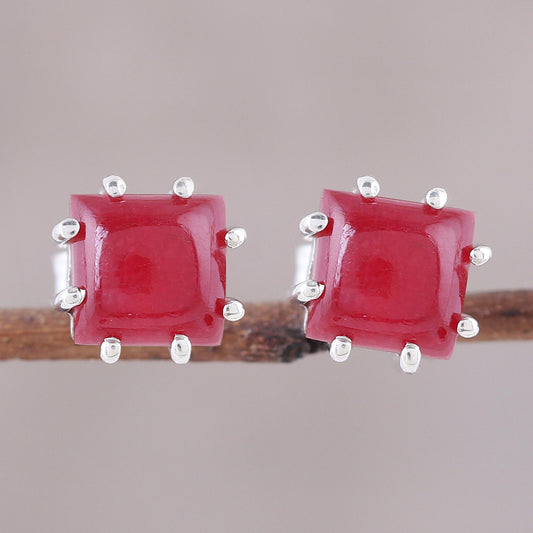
52,174 -> 491,371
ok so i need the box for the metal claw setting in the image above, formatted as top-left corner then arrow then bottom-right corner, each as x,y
399,343 -> 421,374
223,299 -> 246,322
425,187 -> 448,209
457,315 -> 480,338
52,218 -> 80,245
172,177 -> 195,198
53,175 -> 246,364
297,176 -> 489,371
225,227 -> 247,249
293,280 -> 324,303
170,334 -> 192,364
330,336 -> 352,362
299,212 -> 329,237
355,176 -> 380,198
55,286 -> 86,311
103,175 -> 127,198
470,245 -> 492,266
100,337 -> 122,364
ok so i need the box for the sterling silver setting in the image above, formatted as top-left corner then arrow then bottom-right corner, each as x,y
100,337 -> 122,364
53,175 -> 246,364
52,218 -> 80,245
330,336 -> 352,363
170,335 -> 192,364
102,175 -> 127,198
399,343 -> 422,374
425,187 -> 448,209
293,280 -> 324,303
225,227 -> 247,249
299,212 -> 329,237
223,298 -> 246,322
457,315 -> 480,339
295,176 -> 491,372
54,286 -> 86,311
172,177 -> 195,198
470,245 -> 492,266
355,176 -> 380,198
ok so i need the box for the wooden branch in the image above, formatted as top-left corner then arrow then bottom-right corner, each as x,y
0,290 -> 531,362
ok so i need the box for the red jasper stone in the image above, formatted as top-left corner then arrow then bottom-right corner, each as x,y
305,190 -> 475,359
70,195 -> 226,346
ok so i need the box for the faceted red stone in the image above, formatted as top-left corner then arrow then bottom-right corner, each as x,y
305,190 -> 475,359
70,195 -> 226,346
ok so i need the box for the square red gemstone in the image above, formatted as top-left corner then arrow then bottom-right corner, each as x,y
69,195 -> 226,346
305,190 -> 475,359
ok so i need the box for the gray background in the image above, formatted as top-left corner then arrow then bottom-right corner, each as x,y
1,1 -> 532,531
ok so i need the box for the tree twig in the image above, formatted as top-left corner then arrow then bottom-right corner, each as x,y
0,291 -> 531,362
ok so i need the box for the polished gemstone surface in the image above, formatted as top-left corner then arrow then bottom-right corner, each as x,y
70,195 -> 226,346
306,190 -> 475,358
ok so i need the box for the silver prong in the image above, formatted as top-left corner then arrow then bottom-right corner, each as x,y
329,336 -> 352,362
170,334 -> 192,364
54,286 -> 86,311
223,299 -> 245,321
425,187 -> 447,209
225,227 -> 247,249
52,218 -> 80,244
470,245 -> 492,266
293,280 -> 325,303
100,337 -> 121,364
355,176 -> 380,198
172,177 -> 195,198
102,175 -> 127,198
299,212 -> 329,237
399,343 -> 421,374
457,315 -> 480,338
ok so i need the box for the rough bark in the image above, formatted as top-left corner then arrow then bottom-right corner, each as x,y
0,291 -> 531,362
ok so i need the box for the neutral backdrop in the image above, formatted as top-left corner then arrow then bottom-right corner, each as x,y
1,1 -> 532,532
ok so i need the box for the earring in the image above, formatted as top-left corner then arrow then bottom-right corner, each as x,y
52,175 -> 246,364
294,176 -> 492,373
